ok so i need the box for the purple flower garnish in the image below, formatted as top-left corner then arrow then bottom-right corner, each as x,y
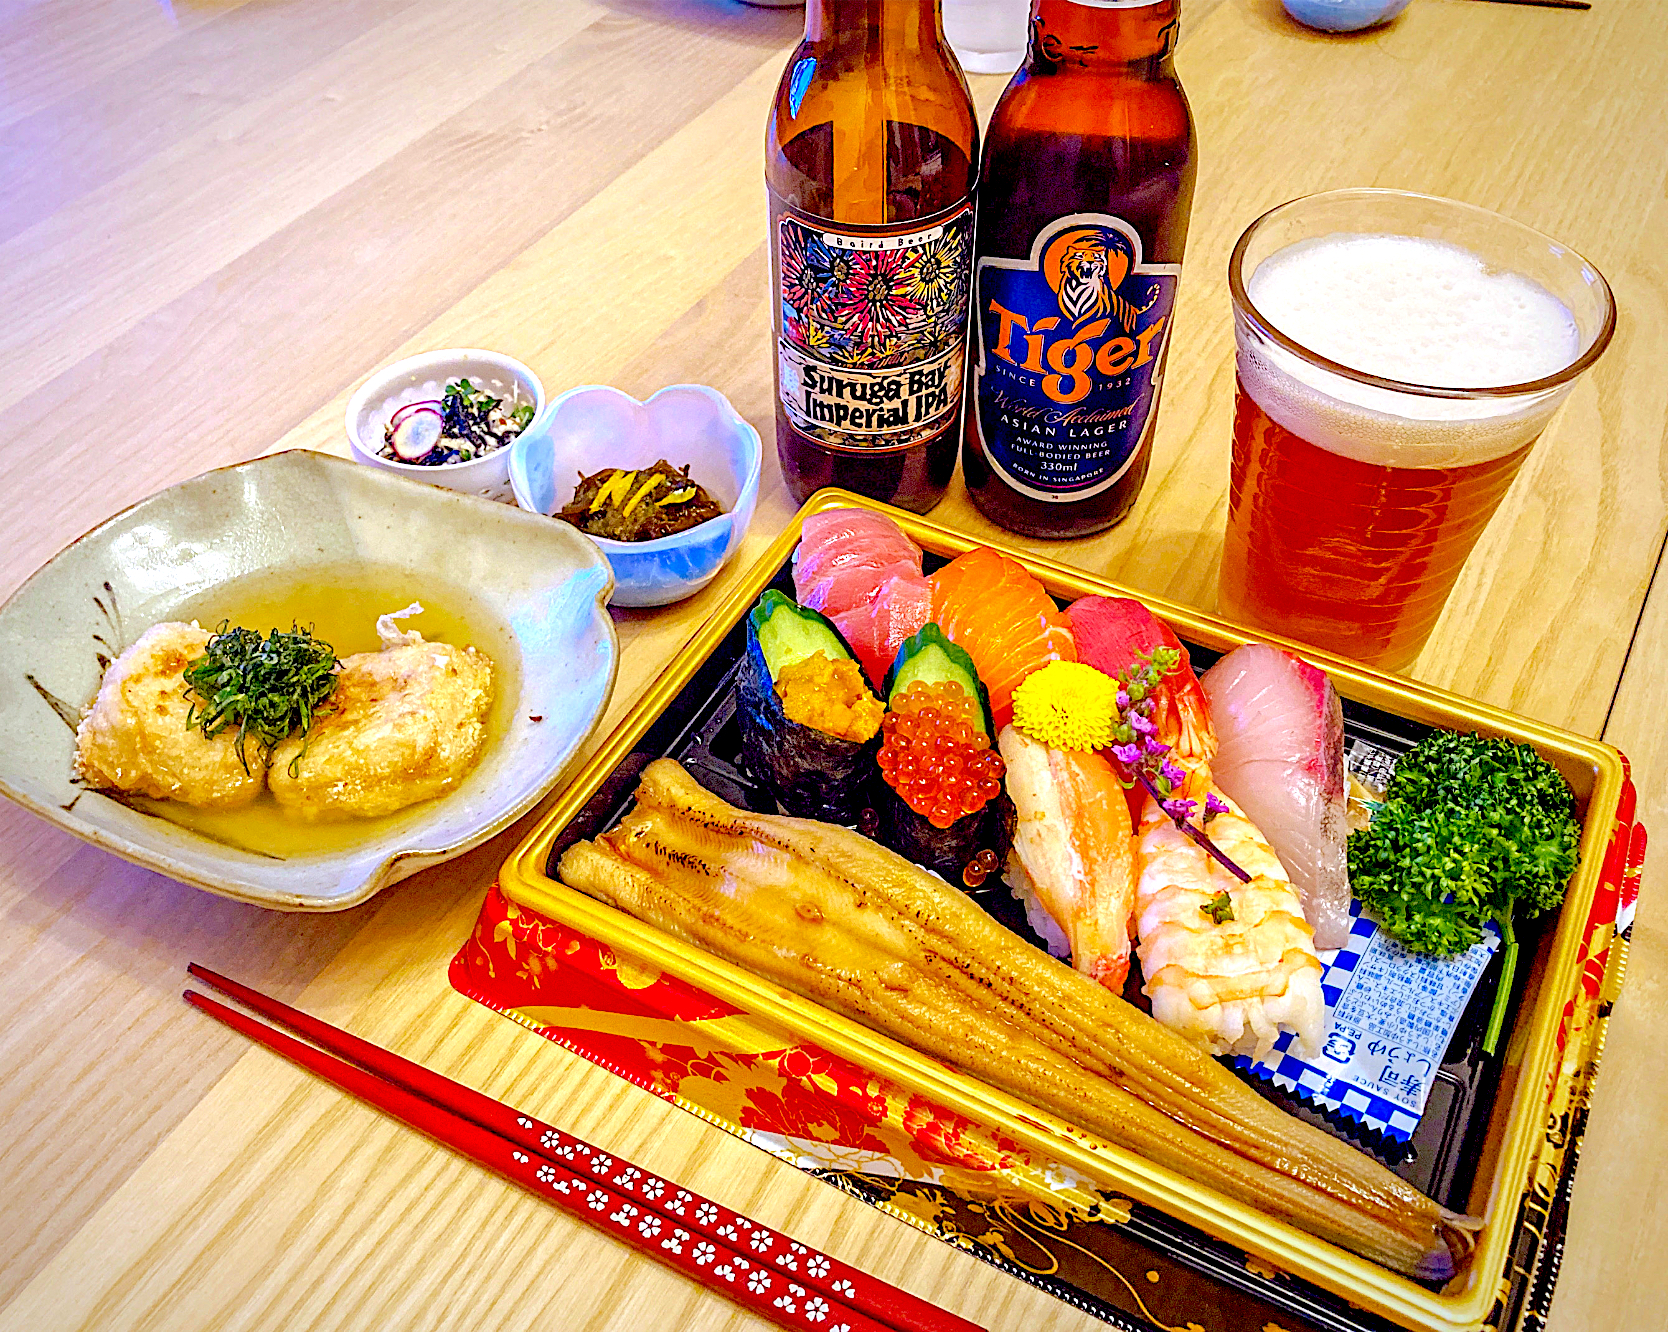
1116,690 -> 1130,709
1129,712 -> 1156,736
1163,797 -> 1198,820
1204,792 -> 1230,823
1160,759 -> 1186,788
1112,743 -> 1142,765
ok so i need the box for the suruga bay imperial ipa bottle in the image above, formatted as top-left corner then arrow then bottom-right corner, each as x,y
767,0 -> 978,512
965,0 -> 1195,537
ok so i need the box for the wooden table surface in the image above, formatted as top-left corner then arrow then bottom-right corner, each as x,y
2,1 -> 1663,1329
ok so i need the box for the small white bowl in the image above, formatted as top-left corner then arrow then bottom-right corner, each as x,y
346,349 -> 544,503
509,384 -> 761,608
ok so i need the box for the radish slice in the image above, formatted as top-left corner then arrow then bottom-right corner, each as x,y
389,408 -> 443,461
389,399 -> 443,428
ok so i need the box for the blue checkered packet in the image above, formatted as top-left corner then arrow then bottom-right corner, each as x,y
1233,899 -> 1500,1142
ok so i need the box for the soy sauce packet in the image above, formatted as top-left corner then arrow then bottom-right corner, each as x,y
1233,899 -> 1500,1143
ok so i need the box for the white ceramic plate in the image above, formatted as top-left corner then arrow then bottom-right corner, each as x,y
0,450 -> 617,911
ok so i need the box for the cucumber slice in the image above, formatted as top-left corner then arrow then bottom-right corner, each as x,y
748,589 -> 858,682
883,623 -> 994,740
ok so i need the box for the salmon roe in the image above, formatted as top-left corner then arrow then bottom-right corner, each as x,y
877,681 -> 1005,828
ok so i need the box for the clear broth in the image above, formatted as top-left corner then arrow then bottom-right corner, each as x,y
130,562 -> 521,858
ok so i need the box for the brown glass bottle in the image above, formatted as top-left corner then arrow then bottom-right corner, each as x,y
766,0 -> 978,513
963,0 -> 1195,538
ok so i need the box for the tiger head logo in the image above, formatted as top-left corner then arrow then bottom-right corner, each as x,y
1044,228 -> 1135,329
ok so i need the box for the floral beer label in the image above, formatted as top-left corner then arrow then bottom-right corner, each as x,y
973,212 -> 1179,500
777,201 -> 973,452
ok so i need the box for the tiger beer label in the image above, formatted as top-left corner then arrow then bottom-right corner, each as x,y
973,212 -> 1179,501
777,202 -> 973,452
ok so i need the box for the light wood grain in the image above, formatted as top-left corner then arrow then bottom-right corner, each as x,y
0,1 -> 1663,1329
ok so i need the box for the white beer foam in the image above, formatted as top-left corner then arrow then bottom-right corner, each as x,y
1240,234 -> 1581,468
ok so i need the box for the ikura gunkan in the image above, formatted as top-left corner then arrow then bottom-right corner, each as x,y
874,626 -> 1012,884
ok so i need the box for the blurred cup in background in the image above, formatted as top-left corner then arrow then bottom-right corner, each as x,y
944,0 -> 1030,75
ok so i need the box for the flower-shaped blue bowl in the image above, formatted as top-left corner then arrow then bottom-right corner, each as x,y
510,384 -> 761,608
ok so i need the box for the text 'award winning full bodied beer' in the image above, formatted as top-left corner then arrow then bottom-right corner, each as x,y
766,0 -> 978,513
965,0 -> 1195,537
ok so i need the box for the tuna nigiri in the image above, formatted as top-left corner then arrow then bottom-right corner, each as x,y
929,548 -> 1075,730
1000,725 -> 1137,990
1200,644 -> 1351,951
1066,595 -> 1216,802
794,508 -> 921,617
831,570 -> 932,690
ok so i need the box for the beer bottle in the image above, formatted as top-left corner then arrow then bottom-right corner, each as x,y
766,1 -> 979,513
963,0 -> 1195,537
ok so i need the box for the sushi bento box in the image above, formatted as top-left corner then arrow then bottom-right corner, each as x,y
452,490 -> 1641,1332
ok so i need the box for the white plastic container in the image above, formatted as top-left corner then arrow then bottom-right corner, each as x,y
944,0 -> 1029,75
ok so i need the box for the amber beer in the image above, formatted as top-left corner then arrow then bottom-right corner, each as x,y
1220,190 -> 1616,670
964,0 -> 1195,538
766,0 -> 979,513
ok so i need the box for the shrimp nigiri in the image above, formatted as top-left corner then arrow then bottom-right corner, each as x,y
999,725 -> 1137,990
1134,789 -> 1325,1061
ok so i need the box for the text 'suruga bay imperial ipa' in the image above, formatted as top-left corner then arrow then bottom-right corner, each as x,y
767,0 -> 979,513
964,0 -> 1195,537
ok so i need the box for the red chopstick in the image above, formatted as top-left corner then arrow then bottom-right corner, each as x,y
185,966 -> 984,1332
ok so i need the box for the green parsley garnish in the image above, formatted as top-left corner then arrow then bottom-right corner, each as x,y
1201,889 -> 1236,925
1347,731 -> 1580,1055
183,622 -> 340,774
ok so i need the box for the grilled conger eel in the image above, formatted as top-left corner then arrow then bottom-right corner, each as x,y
558,759 -> 1477,1280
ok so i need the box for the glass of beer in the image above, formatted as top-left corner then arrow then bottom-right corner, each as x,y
1220,189 -> 1615,670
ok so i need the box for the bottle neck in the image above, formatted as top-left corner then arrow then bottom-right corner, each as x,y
804,0 -> 945,52
1026,0 -> 1180,75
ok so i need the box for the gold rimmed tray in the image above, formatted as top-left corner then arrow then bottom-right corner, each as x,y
494,488 -> 1626,1332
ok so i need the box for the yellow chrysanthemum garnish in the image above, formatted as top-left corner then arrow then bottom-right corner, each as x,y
1011,660 -> 1119,751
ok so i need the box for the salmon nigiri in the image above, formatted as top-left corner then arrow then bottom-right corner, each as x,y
929,547 -> 1075,730
1000,725 -> 1138,991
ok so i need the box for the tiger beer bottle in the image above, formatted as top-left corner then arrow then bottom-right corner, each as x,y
964,0 -> 1196,537
766,0 -> 979,513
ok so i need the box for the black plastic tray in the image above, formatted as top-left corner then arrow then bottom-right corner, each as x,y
544,551 -> 1556,1332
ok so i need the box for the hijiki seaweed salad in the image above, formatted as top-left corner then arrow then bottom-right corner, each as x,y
555,504 -> 1590,1281
559,460 -> 724,542
381,377 -> 536,466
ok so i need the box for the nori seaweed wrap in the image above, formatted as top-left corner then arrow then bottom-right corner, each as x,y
736,590 -> 882,823
875,778 -> 1014,885
873,625 -> 1013,885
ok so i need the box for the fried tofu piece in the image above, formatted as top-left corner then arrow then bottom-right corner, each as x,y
73,622 -> 264,809
268,641 -> 493,820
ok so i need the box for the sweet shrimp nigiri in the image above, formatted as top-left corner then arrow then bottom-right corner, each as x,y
999,725 -> 1137,990
1134,789 -> 1325,1061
